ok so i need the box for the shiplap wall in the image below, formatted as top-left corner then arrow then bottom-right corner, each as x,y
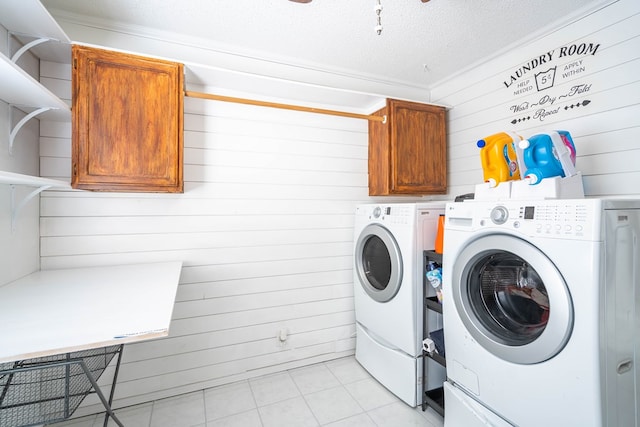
38,65 -> 403,412
433,0 -> 640,197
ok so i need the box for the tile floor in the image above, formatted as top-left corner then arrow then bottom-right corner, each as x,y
49,356 -> 444,427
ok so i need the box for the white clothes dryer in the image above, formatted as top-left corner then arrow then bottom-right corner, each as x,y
353,202 -> 445,407
442,198 -> 640,427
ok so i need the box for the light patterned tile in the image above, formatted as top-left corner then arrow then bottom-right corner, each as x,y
50,356 -> 439,427
206,409 -> 262,427
323,412 -> 377,427
289,363 -> 340,395
304,385 -> 363,425
99,403 -> 153,427
150,391 -> 206,427
344,378 -> 398,411
258,396 -> 317,427
249,372 -> 300,407
204,380 -> 256,421
367,401 -> 436,427
324,357 -> 371,385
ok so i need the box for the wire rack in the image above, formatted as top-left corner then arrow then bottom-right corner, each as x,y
0,345 -> 121,427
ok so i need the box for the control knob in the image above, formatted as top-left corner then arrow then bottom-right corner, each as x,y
490,206 -> 509,224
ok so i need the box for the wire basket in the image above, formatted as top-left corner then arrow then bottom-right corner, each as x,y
0,345 -> 120,427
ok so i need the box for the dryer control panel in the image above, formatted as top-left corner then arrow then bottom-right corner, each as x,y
363,205 -> 412,225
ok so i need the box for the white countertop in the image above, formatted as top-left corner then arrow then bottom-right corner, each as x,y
0,261 -> 182,363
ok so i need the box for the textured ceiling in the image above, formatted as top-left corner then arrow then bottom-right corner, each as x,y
42,0 -> 608,90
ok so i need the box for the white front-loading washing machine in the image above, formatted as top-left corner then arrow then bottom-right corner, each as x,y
442,198 -> 640,427
353,202 -> 445,407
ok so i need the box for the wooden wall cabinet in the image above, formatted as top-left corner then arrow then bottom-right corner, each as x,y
368,99 -> 446,195
72,45 -> 184,192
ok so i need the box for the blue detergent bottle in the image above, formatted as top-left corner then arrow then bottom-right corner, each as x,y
518,130 -> 577,185
426,261 -> 443,302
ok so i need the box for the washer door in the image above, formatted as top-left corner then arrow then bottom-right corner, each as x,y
451,234 -> 573,364
354,224 -> 403,303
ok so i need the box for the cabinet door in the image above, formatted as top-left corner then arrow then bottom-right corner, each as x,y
72,45 -> 184,192
391,100 -> 446,194
368,99 -> 446,195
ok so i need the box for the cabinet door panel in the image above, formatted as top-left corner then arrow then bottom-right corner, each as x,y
392,102 -> 446,194
72,45 -> 183,192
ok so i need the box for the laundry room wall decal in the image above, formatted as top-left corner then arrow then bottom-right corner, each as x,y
502,41 -> 600,125
502,42 -> 600,89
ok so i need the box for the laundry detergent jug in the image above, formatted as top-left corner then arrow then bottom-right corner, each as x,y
476,132 -> 524,187
519,130 -> 577,185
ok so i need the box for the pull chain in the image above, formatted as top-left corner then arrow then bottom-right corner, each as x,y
374,0 -> 383,35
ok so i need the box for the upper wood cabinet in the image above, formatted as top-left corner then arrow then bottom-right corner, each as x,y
72,45 -> 184,192
368,99 -> 446,195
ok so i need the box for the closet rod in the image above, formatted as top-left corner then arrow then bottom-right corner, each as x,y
184,90 -> 387,123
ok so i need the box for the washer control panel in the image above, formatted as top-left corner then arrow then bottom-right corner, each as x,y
447,199 -> 600,241
515,202 -> 592,238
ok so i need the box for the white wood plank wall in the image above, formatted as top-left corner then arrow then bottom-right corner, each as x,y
38,65 -> 389,411
432,0 -> 640,198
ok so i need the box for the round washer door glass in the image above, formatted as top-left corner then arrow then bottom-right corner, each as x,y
452,234 -> 573,364
354,223 -> 403,302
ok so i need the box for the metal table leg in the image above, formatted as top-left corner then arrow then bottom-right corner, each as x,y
0,345 -> 124,427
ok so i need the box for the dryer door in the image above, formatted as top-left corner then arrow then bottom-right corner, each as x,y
451,234 -> 573,364
354,224 -> 403,303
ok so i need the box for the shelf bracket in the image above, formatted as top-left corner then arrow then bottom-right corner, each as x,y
10,36 -> 52,63
10,183 -> 52,233
9,106 -> 54,155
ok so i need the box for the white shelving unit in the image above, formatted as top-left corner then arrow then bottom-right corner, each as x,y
422,250 -> 446,416
1,52 -> 70,153
0,53 -> 70,115
0,170 -> 70,188
0,0 -> 71,63
0,171 -> 71,232
0,0 -> 72,151
1,0 -> 72,229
